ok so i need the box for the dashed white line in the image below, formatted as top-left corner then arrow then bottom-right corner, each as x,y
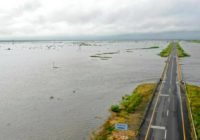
160,94 -> 169,97
167,110 -> 169,116
151,125 -> 166,130
164,130 -> 167,139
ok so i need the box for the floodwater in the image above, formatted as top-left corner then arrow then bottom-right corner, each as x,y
180,41 -> 200,85
0,41 -> 167,140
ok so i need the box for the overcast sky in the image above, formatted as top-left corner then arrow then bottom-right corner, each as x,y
0,0 -> 200,40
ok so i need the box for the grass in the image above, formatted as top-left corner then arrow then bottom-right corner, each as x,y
142,46 -> 159,49
186,84 -> 200,139
159,42 -> 174,57
190,40 -> 200,43
90,51 -> 119,60
91,83 -> 156,140
111,105 -> 120,113
176,43 -> 190,57
159,42 -> 190,57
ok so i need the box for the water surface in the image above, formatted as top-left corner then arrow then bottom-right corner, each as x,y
0,41 -> 167,140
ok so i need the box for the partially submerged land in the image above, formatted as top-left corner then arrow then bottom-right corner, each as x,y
186,84 -> 200,139
90,51 -> 120,60
91,83 -> 156,140
159,42 -> 190,57
141,46 -> 159,49
190,40 -> 200,43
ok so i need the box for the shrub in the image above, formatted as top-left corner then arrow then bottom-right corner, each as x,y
105,126 -> 115,134
111,105 -> 120,113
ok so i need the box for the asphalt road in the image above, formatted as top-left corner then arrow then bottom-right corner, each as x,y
138,43 -> 191,140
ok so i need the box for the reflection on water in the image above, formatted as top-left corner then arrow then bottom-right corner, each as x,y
0,41 -> 168,140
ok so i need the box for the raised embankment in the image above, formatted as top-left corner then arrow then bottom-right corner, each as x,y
91,42 -> 198,140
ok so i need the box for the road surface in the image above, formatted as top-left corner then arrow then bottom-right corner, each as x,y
138,43 -> 191,140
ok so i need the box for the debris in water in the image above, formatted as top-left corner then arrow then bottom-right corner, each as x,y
6,123 -> 11,126
52,62 -> 59,69
94,116 -> 102,119
50,96 -> 54,99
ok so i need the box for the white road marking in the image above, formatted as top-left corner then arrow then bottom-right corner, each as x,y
167,110 -> 169,116
164,130 -> 167,139
144,51 -> 170,140
151,125 -> 166,130
160,94 -> 169,97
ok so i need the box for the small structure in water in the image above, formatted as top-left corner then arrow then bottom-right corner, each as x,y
52,62 -> 59,69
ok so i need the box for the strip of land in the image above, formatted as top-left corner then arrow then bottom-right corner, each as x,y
139,42 -> 191,140
190,40 -> 200,43
91,83 -> 156,140
159,42 -> 190,57
141,46 -> 159,49
92,42 -> 196,140
186,84 -> 200,139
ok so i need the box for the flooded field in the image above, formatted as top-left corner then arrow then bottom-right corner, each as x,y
0,41 -> 168,140
181,41 -> 200,85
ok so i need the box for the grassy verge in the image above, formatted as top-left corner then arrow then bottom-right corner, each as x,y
176,43 -> 190,57
91,83 -> 156,140
186,84 -> 200,139
159,42 -> 190,57
159,42 -> 174,57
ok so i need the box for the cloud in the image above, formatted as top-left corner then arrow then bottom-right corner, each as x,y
0,0 -> 200,39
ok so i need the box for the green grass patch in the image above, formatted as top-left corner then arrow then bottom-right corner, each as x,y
159,42 -> 174,57
186,84 -> 200,139
176,43 -> 190,57
142,46 -> 159,49
111,105 -> 120,113
159,42 -> 190,57
90,51 -> 119,60
91,83 -> 156,140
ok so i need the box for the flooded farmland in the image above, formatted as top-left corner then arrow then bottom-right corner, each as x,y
0,40 -> 188,140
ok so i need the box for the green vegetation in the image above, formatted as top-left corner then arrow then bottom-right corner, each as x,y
90,55 -> 112,59
159,42 -> 190,57
186,84 -> 200,139
121,93 -> 142,113
142,46 -> 159,49
191,40 -> 200,43
90,51 -> 119,60
159,42 -> 174,57
111,105 -> 120,113
91,83 -> 156,140
176,43 -> 190,57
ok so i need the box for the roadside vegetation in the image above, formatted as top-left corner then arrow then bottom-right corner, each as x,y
91,83 -> 156,140
159,42 -> 190,57
159,42 -> 174,57
186,84 -> 200,139
176,43 -> 190,57
190,40 -> 200,43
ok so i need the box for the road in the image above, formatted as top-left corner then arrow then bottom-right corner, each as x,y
138,43 -> 191,140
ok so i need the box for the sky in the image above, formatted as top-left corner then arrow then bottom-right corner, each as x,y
0,0 -> 200,40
